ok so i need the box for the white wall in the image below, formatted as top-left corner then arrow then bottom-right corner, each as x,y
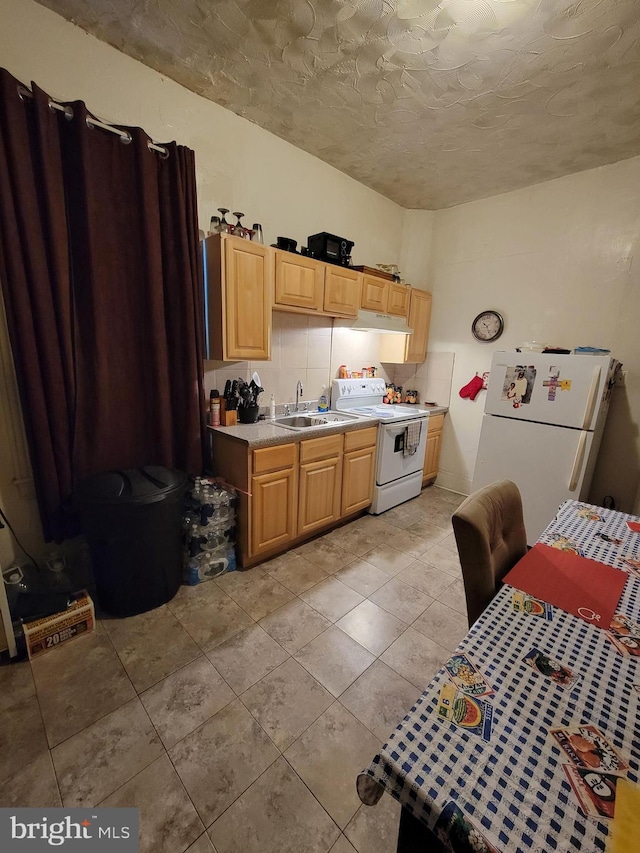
0,0 -> 407,561
400,210 -> 435,289
428,158 -> 640,511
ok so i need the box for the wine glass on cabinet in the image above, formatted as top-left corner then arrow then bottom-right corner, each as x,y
232,212 -> 246,237
217,208 -> 230,233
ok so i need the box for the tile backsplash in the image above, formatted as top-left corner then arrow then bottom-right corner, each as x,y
204,312 -> 454,409
392,351 -> 455,408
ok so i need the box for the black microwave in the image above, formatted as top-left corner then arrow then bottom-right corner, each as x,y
307,232 -> 354,266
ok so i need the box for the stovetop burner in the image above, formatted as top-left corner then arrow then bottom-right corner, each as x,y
331,379 -> 430,423
349,405 -> 428,420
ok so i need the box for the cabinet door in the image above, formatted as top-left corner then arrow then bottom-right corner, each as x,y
323,267 -> 362,317
361,275 -> 388,313
405,288 -> 432,364
387,283 -> 410,317
251,467 -> 297,555
342,446 -> 376,515
423,414 -> 444,485
224,237 -> 272,360
274,251 -> 324,312
298,455 -> 342,535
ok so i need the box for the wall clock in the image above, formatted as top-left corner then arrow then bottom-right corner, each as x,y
472,310 -> 504,342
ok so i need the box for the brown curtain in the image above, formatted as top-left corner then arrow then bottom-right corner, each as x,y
0,69 -> 206,541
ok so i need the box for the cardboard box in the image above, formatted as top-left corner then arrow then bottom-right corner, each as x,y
23,592 -> 95,660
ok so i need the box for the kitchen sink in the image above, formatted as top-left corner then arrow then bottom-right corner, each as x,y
276,415 -> 317,428
273,411 -> 362,431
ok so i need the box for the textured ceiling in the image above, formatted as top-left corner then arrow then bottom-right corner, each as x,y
35,0 -> 640,209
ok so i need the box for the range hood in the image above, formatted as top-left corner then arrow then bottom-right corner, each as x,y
351,309 -> 413,335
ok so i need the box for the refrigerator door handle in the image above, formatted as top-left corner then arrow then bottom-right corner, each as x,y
581,365 -> 601,429
569,431 -> 588,491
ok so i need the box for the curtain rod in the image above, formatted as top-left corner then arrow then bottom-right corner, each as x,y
17,85 -> 168,157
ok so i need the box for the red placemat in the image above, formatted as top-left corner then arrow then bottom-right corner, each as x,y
503,543 -> 627,628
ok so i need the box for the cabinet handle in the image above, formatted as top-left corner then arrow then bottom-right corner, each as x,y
581,366 -> 601,429
568,431 -> 587,492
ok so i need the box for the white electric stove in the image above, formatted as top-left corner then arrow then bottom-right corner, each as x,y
332,379 -> 430,514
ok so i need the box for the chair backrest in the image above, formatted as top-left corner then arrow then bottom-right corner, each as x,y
452,479 -> 527,627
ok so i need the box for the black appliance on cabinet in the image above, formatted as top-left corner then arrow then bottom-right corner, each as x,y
307,232 -> 354,266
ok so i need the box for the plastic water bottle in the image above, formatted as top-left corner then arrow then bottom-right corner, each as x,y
199,487 -> 215,526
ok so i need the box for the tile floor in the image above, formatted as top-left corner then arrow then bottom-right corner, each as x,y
0,485 -> 468,853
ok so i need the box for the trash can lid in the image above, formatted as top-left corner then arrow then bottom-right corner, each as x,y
75,466 -> 187,505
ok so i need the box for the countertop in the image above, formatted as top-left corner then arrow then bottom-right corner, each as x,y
208,406 -> 448,449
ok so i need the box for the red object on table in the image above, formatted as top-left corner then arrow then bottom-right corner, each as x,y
502,543 -> 627,628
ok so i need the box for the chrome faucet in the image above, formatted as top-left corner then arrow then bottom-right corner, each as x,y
295,380 -> 303,411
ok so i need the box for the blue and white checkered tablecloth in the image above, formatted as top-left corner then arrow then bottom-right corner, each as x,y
357,500 -> 640,853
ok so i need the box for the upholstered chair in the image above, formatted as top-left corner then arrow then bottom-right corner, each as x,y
452,480 -> 527,627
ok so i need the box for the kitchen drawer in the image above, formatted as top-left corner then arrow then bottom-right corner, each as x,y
428,413 -> 445,432
253,443 -> 297,475
344,426 -> 378,452
299,433 -> 343,464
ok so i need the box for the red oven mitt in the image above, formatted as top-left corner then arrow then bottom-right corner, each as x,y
459,375 -> 483,400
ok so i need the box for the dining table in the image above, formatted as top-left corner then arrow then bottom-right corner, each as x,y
357,499 -> 640,853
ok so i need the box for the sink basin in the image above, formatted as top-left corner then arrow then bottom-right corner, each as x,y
276,415 -> 317,428
273,411 -> 362,431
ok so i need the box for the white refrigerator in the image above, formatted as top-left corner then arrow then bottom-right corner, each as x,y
472,352 -> 621,545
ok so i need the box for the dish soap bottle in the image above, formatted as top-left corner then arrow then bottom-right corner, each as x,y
269,393 -> 276,420
318,386 -> 329,413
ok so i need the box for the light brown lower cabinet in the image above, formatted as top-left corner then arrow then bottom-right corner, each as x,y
341,427 -> 378,515
250,443 -> 298,556
252,467 -> 298,555
211,425 -> 378,567
422,413 -> 445,486
298,434 -> 343,536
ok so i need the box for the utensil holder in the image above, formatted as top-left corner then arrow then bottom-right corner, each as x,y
238,405 -> 259,424
220,401 -> 237,426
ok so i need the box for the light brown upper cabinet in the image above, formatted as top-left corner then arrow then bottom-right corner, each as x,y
273,252 -> 362,319
387,282 -> 410,317
361,274 -> 389,313
205,233 -> 273,361
323,265 -> 362,317
379,286 -> 432,364
274,250 -> 324,313
360,274 -> 410,318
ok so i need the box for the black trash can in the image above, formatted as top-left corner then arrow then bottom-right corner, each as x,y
75,466 -> 188,617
